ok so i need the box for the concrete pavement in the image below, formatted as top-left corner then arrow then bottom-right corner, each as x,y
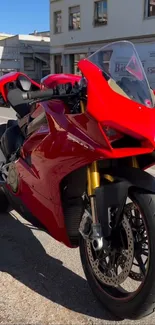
0,106 -> 155,324
0,106 -> 16,121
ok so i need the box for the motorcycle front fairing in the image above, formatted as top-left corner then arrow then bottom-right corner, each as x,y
12,99 -> 104,248
3,41 -> 155,250
78,41 -> 155,158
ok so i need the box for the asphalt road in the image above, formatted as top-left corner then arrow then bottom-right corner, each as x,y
0,106 -> 155,324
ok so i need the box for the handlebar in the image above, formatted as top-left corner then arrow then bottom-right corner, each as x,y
22,77 -> 88,101
22,89 -> 54,100
22,89 -> 80,101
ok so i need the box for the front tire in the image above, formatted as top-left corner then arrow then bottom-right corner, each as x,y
80,191 -> 155,320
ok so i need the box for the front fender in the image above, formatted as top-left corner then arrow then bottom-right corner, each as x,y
95,167 -> 155,238
107,166 -> 155,194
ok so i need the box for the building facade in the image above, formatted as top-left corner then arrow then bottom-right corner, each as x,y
0,34 -> 50,82
50,0 -> 155,75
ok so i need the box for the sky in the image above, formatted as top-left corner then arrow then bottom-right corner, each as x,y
0,0 -> 49,35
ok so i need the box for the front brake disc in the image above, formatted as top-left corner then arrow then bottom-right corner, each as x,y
86,215 -> 134,287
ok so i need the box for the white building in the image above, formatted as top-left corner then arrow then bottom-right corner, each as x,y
0,34 -> 50,82
50,0 -> 155,77
0,33 -> 14,41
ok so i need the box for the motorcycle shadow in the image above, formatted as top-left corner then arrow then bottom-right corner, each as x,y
0,212 -> 118,322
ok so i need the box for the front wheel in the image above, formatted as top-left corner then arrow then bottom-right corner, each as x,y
80,191 -> 155,320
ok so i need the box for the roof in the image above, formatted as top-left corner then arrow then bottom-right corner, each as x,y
0,33 -> 14,40
18,34 -> 50,42
29,31 -> 50,37
0,33 -> 13,37
0,34 -> 50,43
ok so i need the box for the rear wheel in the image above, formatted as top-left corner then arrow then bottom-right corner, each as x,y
80,191 -> 155,320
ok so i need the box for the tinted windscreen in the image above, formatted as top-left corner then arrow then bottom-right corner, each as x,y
88,41 -> 154,108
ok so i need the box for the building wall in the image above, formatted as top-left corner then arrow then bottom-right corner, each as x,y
50,0 -> 155,48
0,35 -> 50,81
0,35 -> 19,48
50,0 -> 155,74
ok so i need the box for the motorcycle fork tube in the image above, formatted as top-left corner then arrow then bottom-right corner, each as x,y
132,156 -> 139,168
80,100 -> 111,224
80,101 -> 98,221
80,100 -> 85,113
87,162 -> 100,224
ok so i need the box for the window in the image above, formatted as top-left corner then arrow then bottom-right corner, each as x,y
145,0 -> 155,17
74,54 -> 86,75
24,58 -> 35,71
94,0 -> 108,26
54,11 -> 62,33
54,55 -> 63,73
69,6 -> 81,30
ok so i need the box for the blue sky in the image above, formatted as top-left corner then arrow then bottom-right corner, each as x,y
0,0 -> 49,35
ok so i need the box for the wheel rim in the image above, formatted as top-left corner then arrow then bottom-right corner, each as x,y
85,198 -> 150,300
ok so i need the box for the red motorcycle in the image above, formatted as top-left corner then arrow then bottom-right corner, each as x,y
0,40 -> 155,320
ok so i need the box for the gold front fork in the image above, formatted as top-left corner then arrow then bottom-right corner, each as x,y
80,100 -> 114,223
80,100 -> 85,113
87,162 -> 100,196
87,162 -> 100,223
80,102 -> 100,194
132,156 -> 139,168
80,100 -> 100,223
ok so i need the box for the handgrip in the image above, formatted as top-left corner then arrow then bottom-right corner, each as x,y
22,89 -> 79,101
22,89 -> 54,100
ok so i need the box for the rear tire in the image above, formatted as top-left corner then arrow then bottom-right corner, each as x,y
80,191 -> 155,320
